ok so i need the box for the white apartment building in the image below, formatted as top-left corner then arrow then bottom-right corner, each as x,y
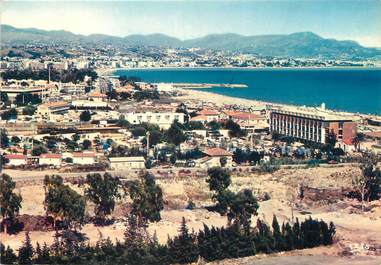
125,112 -> 185,129
269,105 -> 357,145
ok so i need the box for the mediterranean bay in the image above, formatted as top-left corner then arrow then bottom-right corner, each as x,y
114,68 -> 381,115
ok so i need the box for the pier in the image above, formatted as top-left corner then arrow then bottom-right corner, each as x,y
169,82 -> 248,89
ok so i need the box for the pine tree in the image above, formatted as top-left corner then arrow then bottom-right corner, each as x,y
271,215 -> 285,251
18,232 -> 34,265
320,221 -> 336,245
41,243 -> 51,264
292,217 -> 302,249
283,222 -> 295,250
1,243 -> 17,264
255,219 -> 273,253
34,242 -> 42,264
168,217 -> 198,264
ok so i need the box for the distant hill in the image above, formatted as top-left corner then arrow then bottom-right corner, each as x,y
2,24 -> 380,59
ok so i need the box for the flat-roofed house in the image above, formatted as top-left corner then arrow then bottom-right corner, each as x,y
4,154 -> 27,166
72,152 -> 96,165
109,156 -> 146,170
39,153 -> 62,166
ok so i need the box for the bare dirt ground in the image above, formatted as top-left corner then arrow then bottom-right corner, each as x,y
1,165 -> 381,264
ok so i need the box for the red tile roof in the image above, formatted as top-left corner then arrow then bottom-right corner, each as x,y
43,101 -> 69,108
225,111 -> 262,120
89,92 -> 107,98
203,147 -> 232,157
197,109 -> 220,116
4,154 -> 27,159
190,115 -> 208,121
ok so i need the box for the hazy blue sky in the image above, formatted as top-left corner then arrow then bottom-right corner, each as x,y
1,0 -> 381,47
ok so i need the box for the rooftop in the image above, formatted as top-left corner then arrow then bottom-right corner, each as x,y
109,156 -> 145,162
40,101 -> 70,108
203,147 -> 233,157
40,153 -> 62,159
270,105 -> 355,121
4,154 -> 27,159
73,152 -> 96,158
197,109 -> 220,116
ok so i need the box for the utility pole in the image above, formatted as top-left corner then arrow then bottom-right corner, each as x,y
146,131 -> 150,156
48,65 -> 51,84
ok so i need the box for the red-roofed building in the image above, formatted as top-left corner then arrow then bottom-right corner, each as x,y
193,109 -> 220,123
197,147 -> 233,168
224,111 -> 268,132
197,109 -> 220,116
39,153 -> 62,166
203,147 -> 233,157
190,115 -> 209,123
4,154 -> 27,166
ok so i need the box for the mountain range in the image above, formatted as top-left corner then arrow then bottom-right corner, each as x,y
1,24 -> 380,59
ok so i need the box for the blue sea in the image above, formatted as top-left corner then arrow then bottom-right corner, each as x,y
113,68 -> 381,115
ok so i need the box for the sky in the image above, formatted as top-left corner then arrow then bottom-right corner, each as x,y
1,0 -> 381,47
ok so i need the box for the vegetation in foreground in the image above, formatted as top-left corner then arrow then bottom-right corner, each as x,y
0,214 -> 335,265
0,167 -> 340,264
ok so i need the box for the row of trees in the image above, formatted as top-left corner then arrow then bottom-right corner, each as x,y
0,214 -> 335,265
1,172 -> 163,233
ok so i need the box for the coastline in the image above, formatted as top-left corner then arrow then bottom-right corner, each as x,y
176,89 -> 381,120
98,65 -> 381,77
98,67 -> 381,118
177,88 -> 282,108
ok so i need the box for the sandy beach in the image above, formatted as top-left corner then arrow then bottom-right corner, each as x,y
176,88 -> 273,108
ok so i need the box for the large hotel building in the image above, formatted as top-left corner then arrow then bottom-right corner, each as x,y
269,105 -> 357,145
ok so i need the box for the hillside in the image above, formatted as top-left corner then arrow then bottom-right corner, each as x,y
1,24 -> 380,59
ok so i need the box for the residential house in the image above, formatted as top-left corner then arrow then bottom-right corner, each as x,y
72,152 -> 96,165
39,153 -> 62,166
4,154 -> 27,166
109,156 -> 146,170
196,147 -> 233,168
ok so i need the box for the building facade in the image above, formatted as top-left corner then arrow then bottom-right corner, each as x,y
4,154 -> 28,166
269,106 -> 357,145
39,154 -> 62,166
109,156 -> 146,170
72,152 -> 96,165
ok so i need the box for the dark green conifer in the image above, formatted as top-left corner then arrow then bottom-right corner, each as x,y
18,232 -> 34,265
168,217 -> 198,264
